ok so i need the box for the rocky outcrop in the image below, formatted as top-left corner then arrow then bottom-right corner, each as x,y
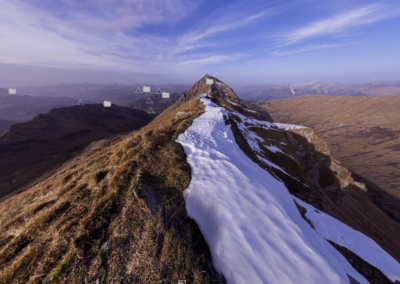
133,182 -> 162,216
174,75 -> 242,109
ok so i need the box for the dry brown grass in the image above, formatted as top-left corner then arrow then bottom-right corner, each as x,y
0,98 -> 221,283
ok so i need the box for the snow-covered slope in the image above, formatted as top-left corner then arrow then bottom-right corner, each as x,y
176,95 -> 400,284
294,197 -> 400,282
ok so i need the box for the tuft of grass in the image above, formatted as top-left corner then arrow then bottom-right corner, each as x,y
31,200 -> 56,215
48,249 -> 75,284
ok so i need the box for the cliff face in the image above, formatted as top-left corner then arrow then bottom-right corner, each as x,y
279,127 -> 400,283
277,126 -> 400,259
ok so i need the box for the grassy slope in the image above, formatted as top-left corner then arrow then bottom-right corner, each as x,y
0,98 -> 223,283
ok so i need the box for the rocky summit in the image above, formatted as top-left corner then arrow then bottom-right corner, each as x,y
0,76 -> 399,284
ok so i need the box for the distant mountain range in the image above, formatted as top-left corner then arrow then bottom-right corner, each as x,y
0,84 -> 185,133
236,79 -> 400,101
2,79 -> 399,133
13,83 -> 191,104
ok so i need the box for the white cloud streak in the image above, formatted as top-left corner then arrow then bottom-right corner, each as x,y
271,43 -> 348,56
175,10 -> 271,54
282,3 -> 400,44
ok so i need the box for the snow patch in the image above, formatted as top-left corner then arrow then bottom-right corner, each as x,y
243,108 -> 257,113
101,241 -> 108,252
227,99 -> 239,106
176,111 -> 191,117
274,122 -> 307,130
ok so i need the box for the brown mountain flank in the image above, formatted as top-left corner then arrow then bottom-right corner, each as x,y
0,78 -> 400,283
0,104 -> 153,202
248,94 -> 400,222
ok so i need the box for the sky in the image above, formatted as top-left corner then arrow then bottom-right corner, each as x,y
0,0 -> 399,87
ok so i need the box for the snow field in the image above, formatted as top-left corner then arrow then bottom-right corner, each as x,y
176,95 -> 369,284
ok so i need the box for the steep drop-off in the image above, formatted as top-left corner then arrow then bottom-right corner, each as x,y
248,95 -> 400,222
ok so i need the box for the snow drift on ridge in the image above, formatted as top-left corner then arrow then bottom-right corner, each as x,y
176,95 -> 368,284
294,197 -> 400,282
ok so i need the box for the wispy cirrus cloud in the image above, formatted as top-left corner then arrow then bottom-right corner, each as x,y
177,55 -> 238,66
0,0 -> 200,71
281,3 -> 400,44
1,0 -> 399,86
48,0 -> 203,33
0,0 -> 254,73
271,43 -> 348,56
175,10 -> 272,54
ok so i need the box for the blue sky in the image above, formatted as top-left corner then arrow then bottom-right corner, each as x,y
0,0 -> 399,87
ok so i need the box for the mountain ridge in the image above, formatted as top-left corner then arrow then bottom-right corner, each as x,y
0,77 -> 399,283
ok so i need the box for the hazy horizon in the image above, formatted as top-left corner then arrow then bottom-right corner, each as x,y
2,77 -> 399,90
1,0 -> 400,87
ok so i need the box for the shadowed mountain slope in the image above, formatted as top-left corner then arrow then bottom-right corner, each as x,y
0,119 -> 17,134
0,95 -> 78,122
0,78 -> 399,283
0,104 -> 153,201
248,94 -> 400,222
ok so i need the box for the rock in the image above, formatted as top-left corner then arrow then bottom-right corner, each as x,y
133,185 -> 146,198
137,177 -> 147,183
141,184 -> 162,216
76,249 -> 84,259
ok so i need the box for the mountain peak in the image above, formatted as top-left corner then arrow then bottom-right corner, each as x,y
173,75 -> 242,109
